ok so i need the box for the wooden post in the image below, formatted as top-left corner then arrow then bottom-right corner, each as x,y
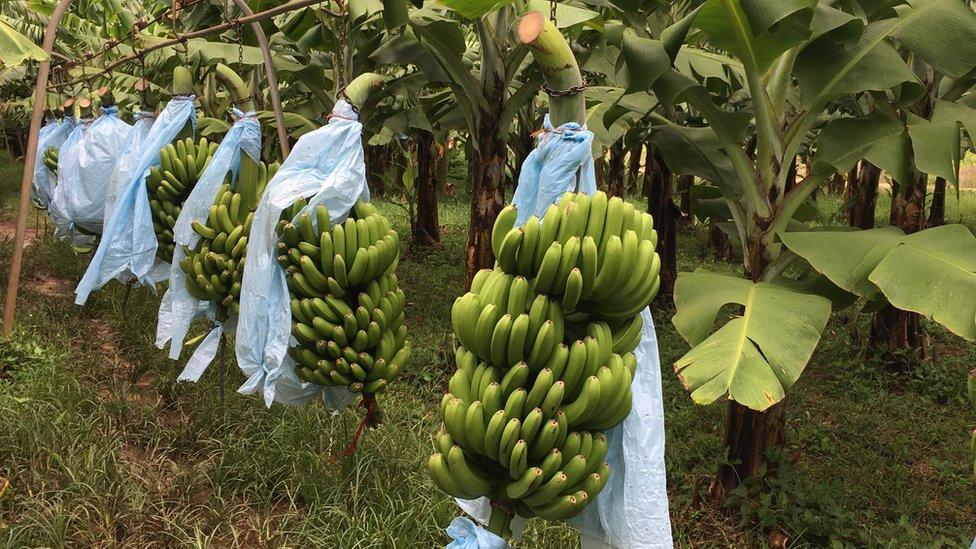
2,0 -> 74,337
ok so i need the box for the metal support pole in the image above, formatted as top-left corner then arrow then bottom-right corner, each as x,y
2,0 -> 74,337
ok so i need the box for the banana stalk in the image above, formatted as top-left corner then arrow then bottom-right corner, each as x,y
517,11 -> 585,126
214,63 -> 255,111
343,72 -> 388,111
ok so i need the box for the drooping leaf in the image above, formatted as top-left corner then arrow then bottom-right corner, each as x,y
890,0 -> 976,79
382,0 -> 410,29
813,112 -> 911,185
0,17 -> 47,68
694,0 -> 816,73
618,30 -> 669,92
868,224 -> 976,341
795,0 -> 976,108
809,4 -> 863,42
652,125 -> 740,195
674,46 -> 745,88
907,114 -> 960,188
689,184 -> 731,221
672,271 -> 832,411
436,0 -> 512,19
933,100 -> 976,146
780,227 -> 905,299
526,0 -> 601,28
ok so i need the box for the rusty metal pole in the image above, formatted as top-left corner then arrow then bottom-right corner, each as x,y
229,0 -> 291,159
2,0 -> 75,337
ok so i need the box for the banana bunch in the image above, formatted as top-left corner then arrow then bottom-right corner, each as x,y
491,191 -> 661,323
279,200 -> 410,396
147,136 -> 217,263
430,191 -> 660,527
178,155 -> 278,320
43,146 -> 59,174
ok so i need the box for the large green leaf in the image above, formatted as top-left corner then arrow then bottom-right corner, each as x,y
868,224 -> 976,341
782,224 -> 976,341
0,16 -> 48,68
780,227 -> 905,299
526,0 -> 601,28
618,30 -> 669,92
906,114 -> 961,188
672,271 -> 832,411
796,0 -> 976,108
694,0 -> 815,73
890,0 -> 976,79
383,0 -> 410,28
674,46 -> 745,87
796,20 -> 923,108
436,0 -> 511,19
933,100 -> 976,143
813,112 -> 911,185
651,125 -> 741,195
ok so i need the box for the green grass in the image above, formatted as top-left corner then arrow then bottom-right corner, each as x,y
1,150 -> 975,547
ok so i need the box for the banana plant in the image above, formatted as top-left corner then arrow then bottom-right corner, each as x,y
621,0 -> 976,496
370,0 -> 602,284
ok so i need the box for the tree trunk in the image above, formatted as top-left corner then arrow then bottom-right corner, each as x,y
365,143 -> 390,196
436,139 -> 450,194
512,106 -> 535,189
465,72 -> 507,286
848,160 -> 881,229
712,255 -> 786,500
646,148 -> 677,304
414,130 -> 441,247
607,140 -> 626,197
871,174 -> 927,361
784,156 -> 799,195
826,171 -> 845,195
676,174 -> 692,221
626,141 -> 643,195
708,225 -> 733,261
711,401 -> 786,500
927,176 -> 946,227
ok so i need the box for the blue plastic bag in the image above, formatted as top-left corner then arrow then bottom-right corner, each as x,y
104,111 -> 156,227
446,517 -> 508,549
156,110 -> 261,382
235,100 -> 366,408
47,118 -> 90,245
48,106 -> 133,243
31,117 -> 77,209
456,116 -> 673,548
75,95 -> 197,305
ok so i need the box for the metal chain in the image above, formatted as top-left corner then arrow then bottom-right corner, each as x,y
137,51 -> 148,107
334,0 -> 348,96
541,75 -> 588,97
550,0 -> 557,23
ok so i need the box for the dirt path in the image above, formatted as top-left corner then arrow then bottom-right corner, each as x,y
0,220 -> 40,248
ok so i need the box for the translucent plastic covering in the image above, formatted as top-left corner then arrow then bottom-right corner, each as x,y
445,517 -> 507,549
235,100 -> 366,409
104,111 -> 156,226
30,117 -> 77,209
156,110 -> 261,382
48,106 -> 133,242
454,115 -> 672,548
47,118 -> 91,246
75,96 -> 197,305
